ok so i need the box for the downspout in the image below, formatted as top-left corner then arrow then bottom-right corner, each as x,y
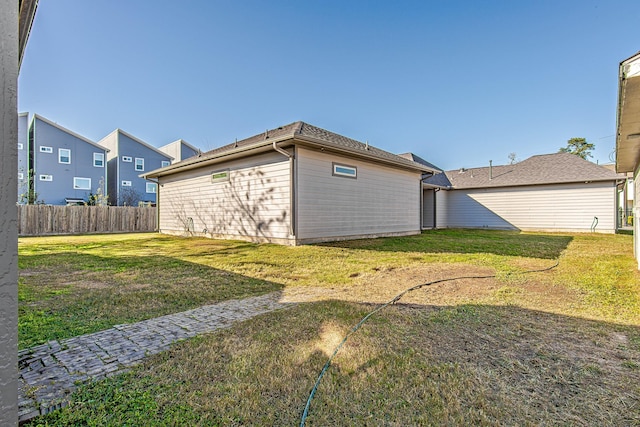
272,141 -> 295,240
145,177 -> 159,231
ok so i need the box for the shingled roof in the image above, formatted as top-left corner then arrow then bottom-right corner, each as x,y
145,121 -> 438,178
423,153 -> 624,189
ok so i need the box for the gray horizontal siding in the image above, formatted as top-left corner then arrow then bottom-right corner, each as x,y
296,147 -> 420,240
439,182 -> 616,233
159,151 -> 291,242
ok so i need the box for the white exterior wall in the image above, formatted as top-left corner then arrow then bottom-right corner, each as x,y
435,189 -> 448,228
296,147 -> 421,243
438,182 -> 617,233
158,151 -> 292,244
635,166 -> 640,267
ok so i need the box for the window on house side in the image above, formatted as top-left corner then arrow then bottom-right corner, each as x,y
122,180 -> 132,187
40,146 -> 53,153
332,163 -> 357,179
146,182 -> 157,193
211,169 -> 230,183
39,174 -> 53,181
122,156 -> 132,162
135,158 -> 144,171
59,148 -> 71,164
73,177 -> 91,190
161,160 -> 170,168
94,152 -> 104,167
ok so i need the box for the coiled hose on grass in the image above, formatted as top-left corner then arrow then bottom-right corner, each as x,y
300,261 -> 560,426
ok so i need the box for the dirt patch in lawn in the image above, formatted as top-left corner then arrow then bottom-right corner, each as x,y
282,263 -> 582,314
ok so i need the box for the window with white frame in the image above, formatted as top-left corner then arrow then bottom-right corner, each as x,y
122,156 -> 132,162
93,152 -> 104,167
332,163 -> 357,179
146,182 -> 157,193
59,148 -> 71,164
40,146 -> 53,153
73,177 -> 91,190
18,143 -> 23,150
135,158 -> 144,171
121,180 -> 132,187
211,169 -> 230,183
39,174 -> 53,181
161,160 -> 170,168
18,173 -> 23,180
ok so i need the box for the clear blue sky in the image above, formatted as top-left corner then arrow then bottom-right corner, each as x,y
18,0 -> 640,170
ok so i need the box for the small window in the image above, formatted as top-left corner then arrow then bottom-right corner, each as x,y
211,169 -> 230,183
122,180 -> 132,187
135,158 -> 144,171
18,143 -> 23,150
93,152 -> 104,167
59,148 -> 71,164
161,160 -> 170,168
146,182 -> 157,193
39,174 -> 53,181
332,163 -> 357,179
73,177 -> 91,190
40,146 -> 53,153
122,156 -> 132,162
18,172 -> 23,180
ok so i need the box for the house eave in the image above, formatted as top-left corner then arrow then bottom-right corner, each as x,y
616,52 -> 640,173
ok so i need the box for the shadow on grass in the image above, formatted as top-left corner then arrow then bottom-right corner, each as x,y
18,252 -> 283,349
29,299 -> 640,426
317,229 -> 573,259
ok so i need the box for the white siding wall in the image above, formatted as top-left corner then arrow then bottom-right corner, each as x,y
159,151 -> 291,243
296,147 -> 421,242
435,189 -> 448,228
438,182 -> 617,233
635,166 -> 640,267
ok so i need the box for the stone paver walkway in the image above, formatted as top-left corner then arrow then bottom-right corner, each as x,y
18,292 -> 294,423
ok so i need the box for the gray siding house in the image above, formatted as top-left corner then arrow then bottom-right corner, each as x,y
27,114 -> 109,205
616,51 -> 640,268
423,153 -> 623,233
158,139 -> 199,163
144,122 -> 438,245
99,129 -> 173,206
17,112 -> 29,200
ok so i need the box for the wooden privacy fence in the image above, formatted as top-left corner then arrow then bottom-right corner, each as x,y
18,205 -> 157,236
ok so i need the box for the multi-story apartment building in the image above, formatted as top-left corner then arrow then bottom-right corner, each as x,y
158,139 -> 200,164
99,129 -> 173,206
26,114 -> 109,205
17,112 -> 29,200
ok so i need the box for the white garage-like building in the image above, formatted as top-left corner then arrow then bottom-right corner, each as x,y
423,153 -> 624,233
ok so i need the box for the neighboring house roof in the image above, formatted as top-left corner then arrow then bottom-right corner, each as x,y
99,128 -> 172,159
398,152 -> 442,172
616,51 -> 640,173
423,153 -> 624,190
144,121 -> 439,178
32,114 -> 109,152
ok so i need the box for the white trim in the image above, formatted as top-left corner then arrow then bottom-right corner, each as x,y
39,146 -> 53,153
58,148 -> 71,164
146,182 -> 157,193
113,128 -> 173,158
121,180 -> 132,187
39,174 -> 53,181
17,142 -> 23,150
73,177 -> 91,190
93,152 -> 104,167
161,160 -> 170,167
122,156 -> 132,162
135,157 -> 144,171
31,114 -> 108,151
332,163 -> 357,178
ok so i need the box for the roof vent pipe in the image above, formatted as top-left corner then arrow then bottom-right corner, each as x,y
489,160 -> 493,180
234,138 -> 238,148
365,140 -> 369,150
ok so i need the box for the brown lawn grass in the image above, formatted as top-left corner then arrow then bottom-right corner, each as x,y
21,230 -> 640,426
